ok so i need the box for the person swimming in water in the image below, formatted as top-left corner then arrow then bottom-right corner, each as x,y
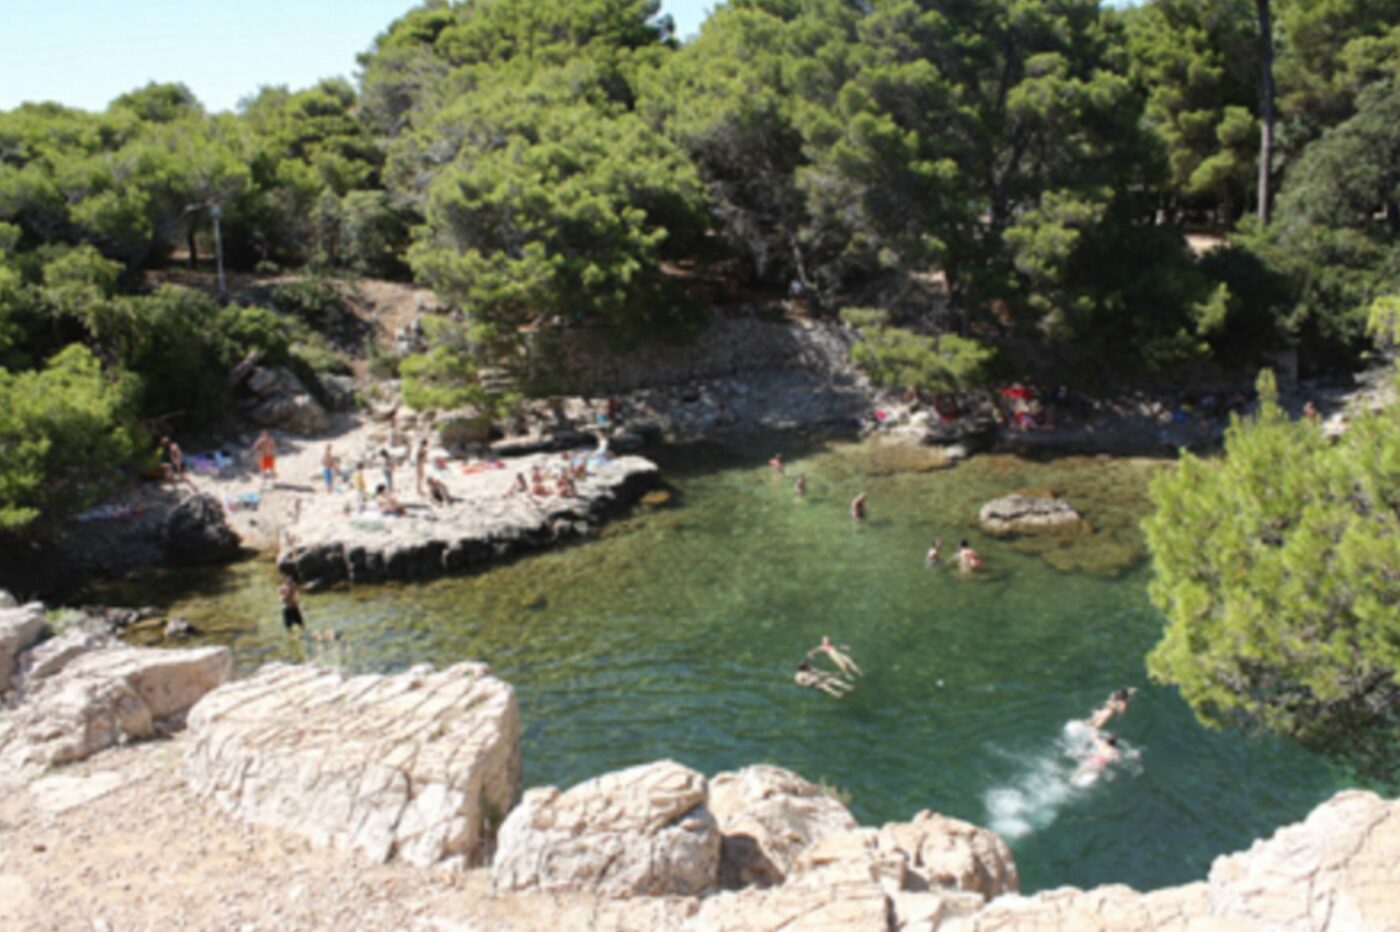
1073,732 -> 1122,786
850,492 -> 867,520
925,537 -> 943,565
1085,687 -> 1137,730
795,660 -> 854,698
808,635 -> 863,678
794,474 -> 807,497
956,539 -> 982,573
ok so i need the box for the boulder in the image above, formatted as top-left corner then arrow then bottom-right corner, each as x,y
708,764 -> 859,888
0,589 -> 16,608
242,367 -> 330,435
792,811 -> 1018,902
493,759 -> 722,898
0,602 -> 45,695
185,662 -> 520,869
163,493 -> 243,565
960,790 -> 1400,931
0,644 -> 231,772
978,494 -> 1085,536
12,624 -> 112,692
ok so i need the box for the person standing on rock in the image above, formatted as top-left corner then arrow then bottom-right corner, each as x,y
278,575 -> 305,633
322,444 -> 336,493
415,438 -> 430,496
253,430 -> 278,483
380,449 -> 395,494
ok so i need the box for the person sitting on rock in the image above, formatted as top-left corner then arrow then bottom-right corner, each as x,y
529,465 -> 551,497
808,636 -> 863,678
506,472 -> 528,497
555,473 -> 577,498
1085,687 -> 1137,730
795,660 -> 854,699
426,475 -> 452,508
374,485 -> 406,515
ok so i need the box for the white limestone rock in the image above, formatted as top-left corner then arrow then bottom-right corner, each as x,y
0,644 -> 231,771
185,662 -> 520,869
492,759 -> 721,898
708,764 -> 859,888
978,494 -> 1085,536
0,602 -> 45,695
792,810 -> 1019,902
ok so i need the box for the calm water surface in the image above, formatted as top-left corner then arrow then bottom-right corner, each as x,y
103,439 -> 1348,892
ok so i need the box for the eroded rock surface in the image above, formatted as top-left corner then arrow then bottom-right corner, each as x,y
185,662 -> 520,869
963,790 -> 1399,931
978,494 -> 1084,536
0,602 -> 45,694
708,764 -> 859,888
163,493 -> 243,565
492,759 -> 721,898
0,644 -> 231,771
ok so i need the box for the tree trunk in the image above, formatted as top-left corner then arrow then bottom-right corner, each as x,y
1256,0 -> 1275,225
187,218 -> 199,269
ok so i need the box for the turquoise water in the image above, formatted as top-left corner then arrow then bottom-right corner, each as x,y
104,439 -> 1349,892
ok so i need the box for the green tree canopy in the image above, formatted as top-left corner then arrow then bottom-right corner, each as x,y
1143,370 -> 1400,779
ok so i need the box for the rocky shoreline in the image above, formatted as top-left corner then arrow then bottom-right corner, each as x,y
1,607 -> 1395,931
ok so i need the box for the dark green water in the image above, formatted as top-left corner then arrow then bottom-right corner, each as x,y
101,439 -> 1349,892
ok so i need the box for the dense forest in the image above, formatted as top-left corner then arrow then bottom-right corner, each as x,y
2,0 -> 1398,779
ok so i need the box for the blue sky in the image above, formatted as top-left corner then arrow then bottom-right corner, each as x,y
0,0 -> 717,113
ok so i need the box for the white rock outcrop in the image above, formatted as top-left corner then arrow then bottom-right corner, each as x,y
0,644 -> 231,771
492,759 -> 722,898
0,602 -> 45,695
962,790 -> 1400,931
791,810 -> 1019,903
185,662 -> 520,869
708,764 -> 859,888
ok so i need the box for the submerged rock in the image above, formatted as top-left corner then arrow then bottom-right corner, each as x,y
979,494 -> 1085,536
492,759 -> 721,898
185,662 -> 520,869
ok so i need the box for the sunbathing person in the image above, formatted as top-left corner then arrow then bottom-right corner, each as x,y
374,486 -> 406,515
795,661 -> 854,698
808,635 -> 863,678
506,472 -> 528,497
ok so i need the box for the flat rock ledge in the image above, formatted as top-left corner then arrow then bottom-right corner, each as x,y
978,494 -> 1085,536
0,640 -> 231,773
185,661 -> 521,869
276,453 -> 660,586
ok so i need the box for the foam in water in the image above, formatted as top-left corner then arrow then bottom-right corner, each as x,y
984,720 -> 1140,841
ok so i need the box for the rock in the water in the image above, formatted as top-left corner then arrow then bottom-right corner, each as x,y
792,810 -> 1019,901
0,602 -> 45,695
493,759 -> 721,898
163,617 -> 197,639
0,644 -> 231,772
164,493 -> 242,565
708,764 -> 858,889
185,662 -> 520,869
979,494 -> 1084,536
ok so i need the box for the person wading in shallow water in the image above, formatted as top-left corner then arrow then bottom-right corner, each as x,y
278,575 -> 305,633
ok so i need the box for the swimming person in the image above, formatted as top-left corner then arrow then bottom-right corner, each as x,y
809,635 -> 863,677
795,661 -> 854,698
769,453 -> 785,475
956,539 -> 982,573
850,492 -> 867,520
1085,687 -> 1137,730
1073,732 -> 1122,786
925,537 -> 943,565
794,474 -> 807,497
